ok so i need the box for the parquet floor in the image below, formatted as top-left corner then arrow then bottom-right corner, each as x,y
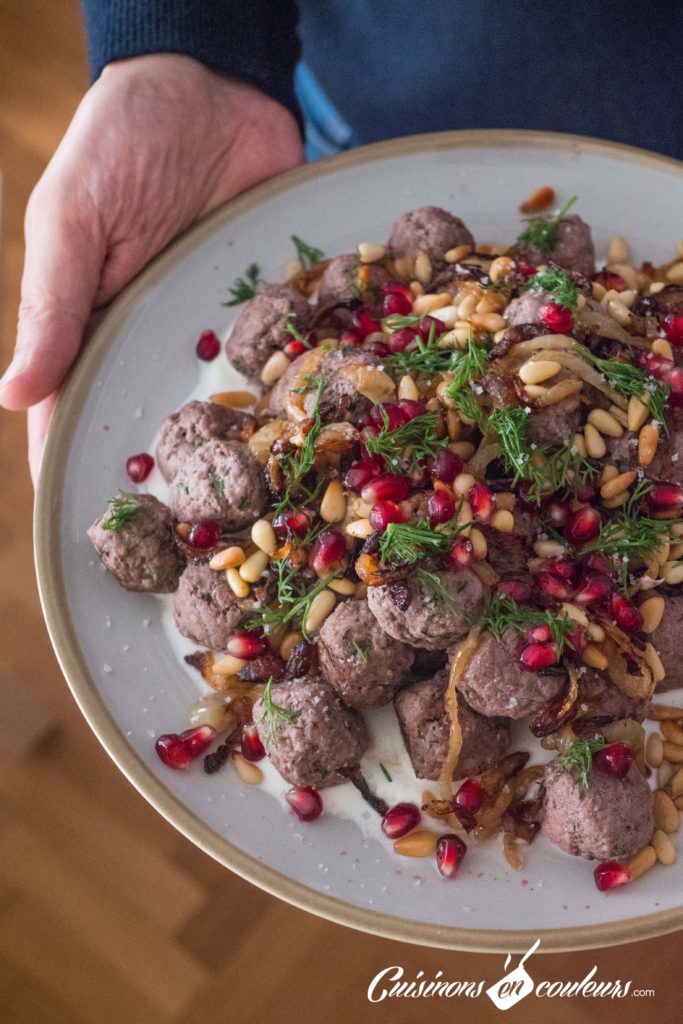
0,2 -> 680,1021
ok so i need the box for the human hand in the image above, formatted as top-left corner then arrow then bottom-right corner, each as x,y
0,54 -> 305,480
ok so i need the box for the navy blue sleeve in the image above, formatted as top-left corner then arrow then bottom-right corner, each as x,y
80,0 -> 301,120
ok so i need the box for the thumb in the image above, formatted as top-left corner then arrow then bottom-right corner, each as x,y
0,184 -> 103,410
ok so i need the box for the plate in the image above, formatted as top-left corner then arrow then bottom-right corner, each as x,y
35,129 -> 683,952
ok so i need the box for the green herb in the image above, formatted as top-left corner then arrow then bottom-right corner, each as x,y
523,265 -> 579,312
207,471 -> 225,497
246,560 -> 336,640
272,374 -> 327,513
378,515 -> 471,568
223,262 -> 262,306
380,763 -> 393,783
454,387 -> 486,424
416,567 -> 456,609
101,492 -> 145,532
579,348 -> 669,428
363,408 -> 447,472
383,319 -> 458,377
475,593 -> 578,657
284,311 -> 314,350
445,337 -> 491,399
553,738 -> 609,793
292,234 -> 324,269
487,407 -> 531,484
255,676 -> 301,747
517,195 -> 577,254
349,639 -> 371,663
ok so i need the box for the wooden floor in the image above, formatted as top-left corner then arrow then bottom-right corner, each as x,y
0,2 -> 680,1021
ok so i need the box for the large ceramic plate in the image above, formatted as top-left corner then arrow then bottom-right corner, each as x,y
36,130 -> 683,952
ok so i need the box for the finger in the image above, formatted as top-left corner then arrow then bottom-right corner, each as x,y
28,393 -> 56,485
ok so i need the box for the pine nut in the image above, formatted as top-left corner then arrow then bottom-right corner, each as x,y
303,589 -> 336,634
209,546 -> 246,570
279,632 -> 302,659
239,550 -> 269,583
394,256 -> 415,278
592,281 -> 607,301
560,602 -> 588,627
670,542 -> 683,560
519,359 -> 561,385
627,395 -> 649,432
470,312 -> 506,332
607,235 -> 630,264
652,338 -> 674,359
666,261 -> 683,284
587,408 -> 624,438
608,404 -> 630,428
469,527 -> 488,559
652,537 -> 671,566
644,643 -> 665,683
640,595 -> 665,634
584,423 -> 607,458
398,374 -> 419,401
456,501 -> 473,533
602,492 -> 629,510
573,433 -> 587,457
328,577 -> 357,596
654,790 -> 680,833
213,654 -> 247,676
588,623 -> 605,643
652,829 -> 676,865
457,293 -> 478,318
639,423 -> 660,468
444,244 -> 472,264
665,743 -> 683,764
226,567 -> 250,598
491,509 -> 514,533
489,256 -> 515,282
607,299 -> 632,327
251,518 -> 277,556
618,289 -> 637,309
393,830 -> 438,858
209,390 -> 257,409
663,561 -> 683,586
582,644 -> 608,670
453,472 -> 476,496
346,518 -> 373,539
533,539 -> 566,558
661,720 -> 683,746
649,704 -> 683,721
451,441 -> 476,460
358,241 -> 386,263
260,350 -> 291,385
627,845 -> 656,880
446,409 -> 461,440
646,732 -> 664,768
671,766 -> 683,798
413,292 -> 451,315
414,251 -> 432,284
233,753 -> 264,786
600,470 -> 636,500
496,491 -> 516,511
519,185 -> 555,213
658,763 -> 676,788
320,479 -> 346,523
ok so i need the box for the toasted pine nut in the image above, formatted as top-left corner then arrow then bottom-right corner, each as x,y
519,185 -> 555,214
560,602 -> 588,627
209,546 -> 246,570
393,830 -> 438,858
670,542 -> 683,560
409,280 -> 424,296
451,441 -> 476,460
491,509 -> 514,533
533,539 -> 566,558
456,292 -> 478,319
456,501 -> 473,534
646,732 -> 664,769
607,299 -> 632,327
654,790 -> 680,833
666,261 -> 683,284
627,845 -> 656,880
251,519 -> 277,556
663,561 -> 683,586
584,422 -> 607,458
260,350 -> 291,385
469,527 -> 488,559
239,550 -> 269,583
573,433 -> 587,457
644,643 -> 666,683
519,359 -> 561,385
638,423 -> 660,468
602,492 -> 629,510
652,829 -> 676,865
279,632 -> 302,660
398,374 -> 419,401
652,337 -> 674,359
489,256 -> 514,282
600,464 -> 619,484
665,743 -> 683,764
640,595 -> 665,635
303,589 -> 336,634
346,518 -> 373,539
233,753 -> 264,785
209,390 -> 257,409
587,408 -> 624,438
592,281 -> 607,301
649,703 -> 683,721
213,654 -> 247,677
453,472 -> 476,496
328,577 -> 357,596
358,241 -> 386,263
582,644 -> 608,671
661,720 -> 683,746
671,766 -> 683,798
320,479 -> 346,523
588,623 -> 606,643
394,256 -> 415,278
444,244 -> 472,264
608,404 -> 630,428
496,491 -> 516,511
470,312 -> 506,332
607,235 -> 630,264
226,567 -> 250,598
658,762 -> 676,788
600,470 -> 636,500
413,292 -> 451,315
414,251 -> 432,284
627,395 -> 649,432
446,409 -> 461,440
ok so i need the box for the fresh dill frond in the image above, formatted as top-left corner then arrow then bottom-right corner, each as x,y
207,471 -> 225,496
363,408 -> 447,472
454,387 -> 486,424
246,560 -> 336,640
378,516 -> 470,568
101,492 -> 145,532
446,337 -> 491,398
475,593 -> 578,657
416,567 -> 456,609
348,639 -> 371,663
223,262 -> 262,306
523,265 -> 579,311
383,324 -> 456,377
487,406 -> 533,485
255,676 -> 301,747
381,313 -> 423,332
284,311 -> 314,349
292,234 -> 324,269
517,195 -> 577,254
579,348 -> 669,428
273,374 -> 327,513
379,763 -> 393,782
553,738 -> 608,793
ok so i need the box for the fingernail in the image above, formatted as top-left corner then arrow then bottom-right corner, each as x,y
0,351 -> 29,390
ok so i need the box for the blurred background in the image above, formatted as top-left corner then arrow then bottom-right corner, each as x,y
0,2 -> 679,1021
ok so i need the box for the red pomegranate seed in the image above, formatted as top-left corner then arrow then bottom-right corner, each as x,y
397,398 -> 427,420
188,520 -> 222,549
196,329 -> 220,361
369,500 -> 404,531
594,860 -> 632,891
567,624 -> 588,655
535,571 -> 573,603
352,309 -> 381,338
126,452 -> 154,483
545,556 -> 576,581
610,594 -> 643,634
340,328 -> 363,347
515,260 -> 538,280
273,510 -> 311,538
540,302 -> 574,334
383,281 -> 413,302
432,449 -> 464,484
576,480 -> 597,503
497,578 -> 533,603
417,316 -> 443,341
381,802 -> 421,839
344,460 -> 381,493
468,482 -> 496,524
387,327 -> 418,353
455,777 -> 486,813
310,530 -> 347,575
592,270 -> 627,292
594,742 -> 633,780
428,490 -> 456,527
361,473 -> 409,505
564,505 -> 601,545
573,572 -> 613,607
382,290 -> 413,317
241,723 -> 266,762
181,725 -> 217,758
583,552 -> 613,575
155,733 -> 193,770
639,351 -> 674,380
408,459 -> 433,489
528,623 -> 552,643
444,537 -> 474,568
283,338 -> 306,359
436,834 -> 467,879
285,786 -> 323,822
368,341 -> 391,357
227,630 -> 268,660
648,481 -> 683,513
545,497 -> 569,529
520,643 -> 558,671
663,314 -> 683,347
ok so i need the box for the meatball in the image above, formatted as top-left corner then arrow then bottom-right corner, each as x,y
485,510 -> 535,578
156,400 -> 249,481
648,429 -> 683,486
517,214 -> 596,277
268,346 -> 381,424
394,671 -> 511,780
504,289 -> 553,327
648,594 -> 683,692
388,206 -> 475,260
169,439 -> 267,530
367,568 -> 485,651
318,599 -> 414,708
253,677 -> 368,788
576,668 -> 650,723
225,283 -> 311,381
455,628 -> 566,719
172,562 -> 242,649
606,432 -> 639,473
526,393 -> 583,447
542,758 -> 654,860
317,253 -> 390,313
88,494 -> 184,593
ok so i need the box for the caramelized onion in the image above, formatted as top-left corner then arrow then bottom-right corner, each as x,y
577,306 -> 649,349
597,619 -> 656,700
532,377 -> 584,408
529,667 -> 580,737
439,628 -> 481,799
467,438 -> 501,480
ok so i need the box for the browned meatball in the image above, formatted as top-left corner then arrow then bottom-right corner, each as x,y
504,289 -> 553,327
317,253 -> 390,313
173,562 -> 243,650
156,400 -> 248,481
517,214 -> 595,277
88,493 -> 184,593
268,345 -> 381,425
648,594 -> 683,692
225,283 -> 311,381
576,669 -> 650,723
169,439 -> 267,530
526,393 -> 583,447
485,510 -> 535,578
388,206 -> 475,260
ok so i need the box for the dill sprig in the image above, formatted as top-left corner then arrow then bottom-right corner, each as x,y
383,321 -> 456,377
284,311 -> 314,349
246,560 -> 336,640
223,262 -> 262,306
475,593 -> 578,657
446,337 -> 491,398
553,738 -> 609,793
579,348 -> 669,428
292,234 -> 324,269
416,567 -> 456,609
487,407 -> 532,485
378,516 -> 471,568
380,763 -> 393,782
523,265 -> 579,311
273,374 -> 327,513
363,408 -> 447,472
101,492 -> 145,532
255,676 -> 301,747
348,639 -> 371,663
517,195 -> 578,254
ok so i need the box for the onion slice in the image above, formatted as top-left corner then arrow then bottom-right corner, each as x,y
439,628 -> 481,799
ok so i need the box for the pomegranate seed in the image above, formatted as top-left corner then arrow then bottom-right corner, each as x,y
181,725 -> 217,758
583,552 -> 612,575
666,367 -> 683,407
383,281 -> 413,302
369,401 -> 409,432
455,777 -> 486,813
310,530 -> 347,575
592,270 -> 627,292
428,490 -> 456,527
566,624 -> 588,655
528,623 -> 552,643
648,481 -> 683,513
227,630 -> 268,660
497,578 -> 533,603
417,316 -> 443,341
369,500 -> 404,531
284,338 -> 306,359
594,742 -> 633,780
381,802 -> 421,839
397,398 -> 427,420
444,537 -> 474,568
196,329 -> 220,361
610,594 -> 643,634
573,572 -> 613,607
663,314 -> 683,347
241,723 -> 266,762
520,643 -> 558,671
387,327 -> 418,353
408,459 -> 433,490
576,480 -> 597,503
188,520 -> 222,549
517,479 -> 550,510
639,351 -> 674,380
155,733 -> 193,770
594,860 -> 632,891
515,260 -> 538,280
468,482 -> 496,524
340,328 -> 363,347
432,449 -> 464,484
382,290 -> 413,317
545,556 -> 576,581
273,509 -> 311,538
535,571 -> 573,603
564,505 -> 601,545
344,460 -> 381,493
361,474 -> 409,504
368,341 -> 391,357
436,834 -> 467,879
352,309 -> 381,338
285,786 -> 323,822
540,302 -> 574,334
126,452 -> 154,483
545,497 -> 569,529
